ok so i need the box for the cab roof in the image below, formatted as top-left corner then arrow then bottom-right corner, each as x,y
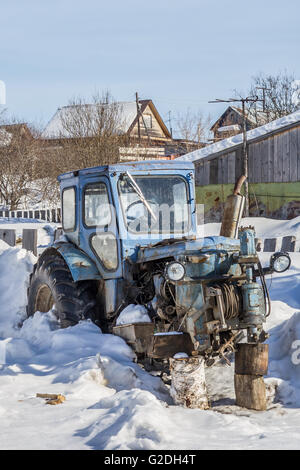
58,160 -> 195,181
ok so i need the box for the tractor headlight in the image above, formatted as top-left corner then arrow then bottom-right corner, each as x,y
165,262 -> 186,281
270,252 -> 291,273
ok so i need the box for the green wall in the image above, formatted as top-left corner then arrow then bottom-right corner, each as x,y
196,182 -> 300,219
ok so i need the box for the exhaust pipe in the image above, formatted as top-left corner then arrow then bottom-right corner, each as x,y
220,175 -> 246,239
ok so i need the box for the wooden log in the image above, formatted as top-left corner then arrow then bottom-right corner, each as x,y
36,393 -> 66,405
234,374 -> 267,411
169,356 -> 209,409
235,343 -> 269,376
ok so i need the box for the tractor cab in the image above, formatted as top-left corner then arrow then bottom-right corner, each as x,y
58,161 -> 197,280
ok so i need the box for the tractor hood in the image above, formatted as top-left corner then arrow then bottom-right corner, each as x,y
136,236 -> 240,263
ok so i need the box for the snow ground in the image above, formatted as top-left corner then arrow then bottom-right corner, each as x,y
199,215 -> 300,240
0,219 -> 300,449
0,217 -> 56,249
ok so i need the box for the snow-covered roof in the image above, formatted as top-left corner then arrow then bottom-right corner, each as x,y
42,101 -> 140,139
218,124 -> 241,133
178,110 -> 300,162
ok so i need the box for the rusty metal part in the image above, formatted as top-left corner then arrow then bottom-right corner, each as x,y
208,284 -> 241,322
186,255 -> 210,264
233,175 -> 247,195
113,323 -> 155,354
220,194 -> 245,238
220,175 -> 246,238
218,331 -> 242,366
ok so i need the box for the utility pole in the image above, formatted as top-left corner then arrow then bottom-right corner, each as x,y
167,110 -> 173,138
209,96 -> 263,217
256,86 -> 271,113
135,92 -> 141,145
256,86 -> 271,121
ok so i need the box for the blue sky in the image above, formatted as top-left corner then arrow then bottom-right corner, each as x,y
0,0 -> 299,133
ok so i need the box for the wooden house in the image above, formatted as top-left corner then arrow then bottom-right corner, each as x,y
179,111 -> 300,221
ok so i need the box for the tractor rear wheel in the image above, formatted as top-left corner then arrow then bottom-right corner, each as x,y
27,249 -> 98,328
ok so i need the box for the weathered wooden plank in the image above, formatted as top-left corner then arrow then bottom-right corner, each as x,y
195,163 -> 203,185
264,238 -> 277,252
222,156 -> 228,184
0,229 -> 16,247
274,134 -> 283,182
22,229 -> 38,256
248,143 -> 254,183
217,156 -> 223,184
282,131 -> 290,182
235,147 -> 243,181
261,139 -> 269,183
267,136 -> 275,182
227,152 -> 236,183
252,142 -> 261,183
257,141 -> 263,183
209,158 -> 218,184
289,128 -> 298,182
203,160 -> 210,185
281,236 -> 296,252
297,128 -> 300,182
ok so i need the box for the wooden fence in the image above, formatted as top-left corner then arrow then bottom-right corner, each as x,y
0,228 -> 298,256
0,208 -> 61,223
0,228 -> 38,255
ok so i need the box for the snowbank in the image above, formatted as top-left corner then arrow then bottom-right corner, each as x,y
199,215 -> 300,240
116,304 -> 151,326
0,217 -> 299,449
0,240 -> 35,338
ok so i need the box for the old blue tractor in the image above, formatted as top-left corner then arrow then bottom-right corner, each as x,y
27,161 -> 291,364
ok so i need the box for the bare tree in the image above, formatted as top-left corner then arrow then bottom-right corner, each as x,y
0,119 -> 45,210
248,71 -> 300,124
175,109 -> 211,151
55,91 -> 128,173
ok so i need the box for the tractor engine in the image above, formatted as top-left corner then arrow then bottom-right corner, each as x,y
131,226 -> 270,363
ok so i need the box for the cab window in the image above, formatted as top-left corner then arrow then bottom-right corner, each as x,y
62,187 -> 76,231
84,183 -> 111,227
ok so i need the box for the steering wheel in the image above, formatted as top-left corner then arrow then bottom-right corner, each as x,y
125,199 -> 156,221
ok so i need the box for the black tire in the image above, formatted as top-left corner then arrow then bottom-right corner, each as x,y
27,248 -> 98,328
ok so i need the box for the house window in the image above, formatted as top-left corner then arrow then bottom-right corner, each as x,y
142,114 -> 152,129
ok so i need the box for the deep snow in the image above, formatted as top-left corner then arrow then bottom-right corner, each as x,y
0,219 -> 300,449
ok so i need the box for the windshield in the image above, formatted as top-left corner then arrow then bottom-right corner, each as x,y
118,175 -> 190,234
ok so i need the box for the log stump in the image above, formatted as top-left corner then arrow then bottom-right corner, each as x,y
234,343 -> 269,411
169,356 -> 209,409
